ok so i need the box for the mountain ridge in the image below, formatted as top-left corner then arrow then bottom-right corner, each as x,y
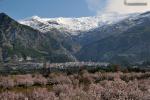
19,13 -> 130,36
0,13 -> 76,63
76,11 -> 150,64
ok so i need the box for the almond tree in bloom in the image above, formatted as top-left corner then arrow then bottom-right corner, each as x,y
0,76 -> 14,89
28,88 -> 57,100
0,92 -> 26,100
15,74 -> 34,87
33,74 -> 47,85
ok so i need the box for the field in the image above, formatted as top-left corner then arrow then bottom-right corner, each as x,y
0,70 -> 150,100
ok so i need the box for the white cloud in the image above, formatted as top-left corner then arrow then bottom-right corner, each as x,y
104,0 -> 150,14
86,0 -> 150,15
86,0 -> 104,13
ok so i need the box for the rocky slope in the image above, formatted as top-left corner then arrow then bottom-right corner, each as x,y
77,12 -> 150,64
0,13 -> 76,63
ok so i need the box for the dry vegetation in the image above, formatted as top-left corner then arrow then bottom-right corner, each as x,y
0,71 -> 150,100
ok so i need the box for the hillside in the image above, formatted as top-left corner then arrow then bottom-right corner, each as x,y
77,12 -> 150,65
0,13 -> 76,63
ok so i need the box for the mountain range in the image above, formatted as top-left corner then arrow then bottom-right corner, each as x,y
1,11 -> 150,65
19,13 -> 130,36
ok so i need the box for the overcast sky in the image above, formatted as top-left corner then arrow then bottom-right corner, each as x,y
0,0 -> 150,20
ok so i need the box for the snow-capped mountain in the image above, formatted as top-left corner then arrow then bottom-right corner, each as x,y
19,13 -> 130,35
76,11 -> 150,64
11,11 -> 150,64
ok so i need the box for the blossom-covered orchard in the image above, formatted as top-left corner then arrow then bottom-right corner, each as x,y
0,71 -> 150,100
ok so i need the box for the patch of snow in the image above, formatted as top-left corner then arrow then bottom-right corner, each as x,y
19,13 -> 131,35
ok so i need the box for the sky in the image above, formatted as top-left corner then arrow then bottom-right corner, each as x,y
0,0 -> 150,20
0,0 -> 98,19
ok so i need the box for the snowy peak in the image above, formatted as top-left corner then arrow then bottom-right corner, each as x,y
19,13 -> 130,35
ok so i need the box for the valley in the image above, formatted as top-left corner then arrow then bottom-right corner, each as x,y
1,0 -> 150,100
